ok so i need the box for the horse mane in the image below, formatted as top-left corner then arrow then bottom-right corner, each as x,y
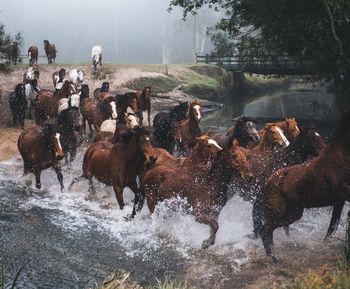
169,102 -> 189,121
227,116 -> 257,146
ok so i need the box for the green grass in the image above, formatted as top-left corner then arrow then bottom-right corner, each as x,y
127,76 -> 179,94
274,260 -> 350,289
245,73 -> 290,96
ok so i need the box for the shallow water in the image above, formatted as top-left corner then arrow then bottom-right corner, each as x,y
0,151 -> 348,288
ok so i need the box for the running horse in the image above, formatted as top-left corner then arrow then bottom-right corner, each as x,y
259,118 -> 300,142
17,122 -> 64,190
33,80 -> 76,125
258,110 -> 350,259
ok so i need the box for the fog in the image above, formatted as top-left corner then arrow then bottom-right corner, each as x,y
0,0 -> 219,64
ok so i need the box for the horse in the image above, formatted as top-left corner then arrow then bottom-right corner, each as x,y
140,138 -> 252,248
23,66 -> 40,119
136,86 -> 151,126
69,127 -> 154,216
68,69 -> 84,90
178,100 -> 202,155
91,45 -> 102,72
43,40 -> 56,64
253,124 -> 290,153
258,110 -> 350,258
57,97 -> 82,165
93,95 -> 118,131
259,118 -> 300,142
7,41 -> 19,65
115,92 -> 139,123
52,68 -> 66,91
9,83 -> 27,129
152,102 -> 189,154
33,80 -> 76,125
17,122 -> 64,190
28,46 -> 38,66
249,127 -> 326,237
93,109 -> 140,143
80,90 -> 97,138
213,116 -> 261,148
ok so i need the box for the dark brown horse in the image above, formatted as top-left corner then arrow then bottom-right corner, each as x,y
33,80 -> 76,125
258,110 -> 350,258
69,127 -> 154,216
57,99 -> 81,165
136,86 -> 151,126
9,83 -> 27,129
93,96 -> 118,131
43,40 -> 56,64
7,41 -> 19,65
18,122 -> 64,190
28,45 -> 38,66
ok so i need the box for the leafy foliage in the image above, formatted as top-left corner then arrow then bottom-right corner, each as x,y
0,23 -> 23,70
169,0 -> 350,108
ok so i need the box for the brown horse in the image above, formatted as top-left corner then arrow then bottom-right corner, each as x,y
259,118 -> 300,142
253,124 -> 290,153
140,138 -> 251,248
179,100 -> 202,155
43,40 -> 56,64
28,45 -> 38,66
136,86 -> 151,126
52,68 -> 66,89
18,122 -> 64,190
69,127 -> 154,215
258,110 -> 350,258
93,96 -> 118,131
33,80 -> 76,125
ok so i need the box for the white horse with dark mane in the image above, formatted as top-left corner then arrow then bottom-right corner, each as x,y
91,45 -> 102,72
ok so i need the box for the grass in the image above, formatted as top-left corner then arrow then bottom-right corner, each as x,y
127,76 -> 179,94
148,276 -> 193,289
273,260 -> 350,289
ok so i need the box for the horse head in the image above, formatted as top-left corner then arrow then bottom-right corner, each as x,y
283,118 -> 300,141
231,116 -> 260,147
262,124 -> 290,149
42,122 -> 64,160
188,100 -> 202,122
170,101 -> 189,122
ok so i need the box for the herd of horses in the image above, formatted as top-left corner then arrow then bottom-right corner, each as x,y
6,62 -> 350,259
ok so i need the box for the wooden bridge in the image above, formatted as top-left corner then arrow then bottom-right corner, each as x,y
196,53 -> 315,75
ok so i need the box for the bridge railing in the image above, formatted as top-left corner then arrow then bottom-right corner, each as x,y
196,53 -> 313,74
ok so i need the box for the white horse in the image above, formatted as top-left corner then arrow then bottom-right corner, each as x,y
91,45 -> 102,72
68,69 -> 84,90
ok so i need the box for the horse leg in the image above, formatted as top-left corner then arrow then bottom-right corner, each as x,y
261,224 -> 275,258
112,183 -> 125,210
53,164 -> 64,191
147,108 -> 151,127
88,121 -> 94,139
195,211 -> 219,249
324,200 -> 345,241
129,180 -> 145,218
34,170 -> 42,190
251,197 -> 264,239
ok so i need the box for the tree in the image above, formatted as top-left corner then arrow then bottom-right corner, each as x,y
169,0 -> 350,109
0,24 -> 23,69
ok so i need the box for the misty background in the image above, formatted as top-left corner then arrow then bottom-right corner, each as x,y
0,0 -> 220,64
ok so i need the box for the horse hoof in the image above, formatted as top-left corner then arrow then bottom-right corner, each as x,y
201,239 -> 214,249
119,204 -> 125,210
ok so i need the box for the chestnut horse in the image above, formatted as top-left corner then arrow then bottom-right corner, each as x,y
259,118 -> 300,142
69,127 -> 154,216
253,124 -> 290,153
136,86 -> 151,126
79,84 -> 97,138
140,138 -> 251,248
43,40 -> 56,64
179,100 -> 202,155
258,110 -> 350,258
33,80 -> 76,125
18,122 -> 64,190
